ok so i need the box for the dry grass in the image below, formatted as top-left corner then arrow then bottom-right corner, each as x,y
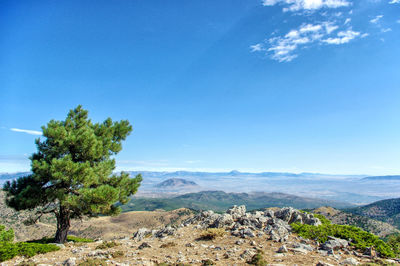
199,228 -> 226,240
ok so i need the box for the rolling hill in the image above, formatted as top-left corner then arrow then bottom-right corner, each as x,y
122,190 -> 354,213
345,197 -> 400,229
155,178 -> 198,189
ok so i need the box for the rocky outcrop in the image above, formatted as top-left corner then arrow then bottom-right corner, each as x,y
180,205 -> 322,243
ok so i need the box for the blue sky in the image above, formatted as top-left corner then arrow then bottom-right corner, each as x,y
1,0 -> 400,174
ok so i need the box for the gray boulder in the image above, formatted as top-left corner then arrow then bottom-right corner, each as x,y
226,205 -> 246,219
133,228 -> 151,241
321,237 -> 348,251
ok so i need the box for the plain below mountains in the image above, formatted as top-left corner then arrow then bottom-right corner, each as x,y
123,190 -> 354,213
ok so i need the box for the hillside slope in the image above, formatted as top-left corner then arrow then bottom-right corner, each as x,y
123,190 -> 354,213
345,197 -> 400,229
313,206 -> 400,238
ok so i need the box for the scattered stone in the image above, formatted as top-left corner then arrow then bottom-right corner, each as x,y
235,239 -> 244,245
63,258 -> 76,266
320,237 -> 348,251
341,257 -> 359,265
316,262 -> 335,266
185,242 -> 195,247
133,228 -> 151,241
138,242 -> 152,249
363,247 -> 376,257
277,245 -> 288,253
240,249 -> 257,260
226,205 -> 246,219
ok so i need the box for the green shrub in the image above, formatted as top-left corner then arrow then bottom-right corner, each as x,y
28,235 -> 93,244
386,234 -> 400,256
0,242 -> 60,262
0,225 -> 14,242
248,250 -> 268,265
201,259 -> 214,265
67,236 -> 94,243
291,222 -> 395,258
96,241 -> 119,249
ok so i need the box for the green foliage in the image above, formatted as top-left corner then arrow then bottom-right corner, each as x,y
3,106 -> 141,243
201,259 -> 214,265
28,235 -> 93,244
67,236 -> 94,243
0,242 -> 60,262
291,222 -> 395,258
248,250 -> 268,266
0,225 -> 14,242
96,241 -> 120,249
386,233 -> 400,255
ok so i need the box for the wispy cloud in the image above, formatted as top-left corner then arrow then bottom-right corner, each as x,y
389,0 -> 400,4
250,43 -> 265,52
370,15 -> 383,24
10,128 -> 42,136
262,0 -> 351,12
254,21 -> 362,62
322,29 -> 360,44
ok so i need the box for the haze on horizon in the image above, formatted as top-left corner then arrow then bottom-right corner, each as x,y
1,0 -> 400,175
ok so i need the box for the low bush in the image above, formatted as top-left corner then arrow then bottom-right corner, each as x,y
28,235 -> 94,244
67,236 -> 94,243
201,259 -> 214,265
291,222 -> 395,258
0,242 -> 60,262
199,228 -> 226,240
78,258 -> 107,266
248,250 -> 268,266
96,241 -> 120,249
386,234 -> 400,256
111,250 -> 124,258
160,242 -> 177,248
0,225 -> 14,242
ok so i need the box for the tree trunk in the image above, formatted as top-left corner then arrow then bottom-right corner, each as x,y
55,205 -> 70,243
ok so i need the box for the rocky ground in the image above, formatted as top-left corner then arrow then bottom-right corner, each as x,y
2,206 -> 399,266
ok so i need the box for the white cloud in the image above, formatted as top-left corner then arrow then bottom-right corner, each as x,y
322,29 -> 360,44
250,43 -> 264,52
10,128 -> 42,136
381,28 -> 392,33
344,18 -> 351,25
370,15 -> 383,24
389,0 -> 400,3
262,0 -> 351,12
258,21 -> 363,62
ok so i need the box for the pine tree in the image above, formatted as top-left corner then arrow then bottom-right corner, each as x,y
3,106 -> 142,243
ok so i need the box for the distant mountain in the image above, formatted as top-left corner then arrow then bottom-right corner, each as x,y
0,172 -> 31,185
362,175 -> 400,181
313,206 -> 400,238
155,178 -> 198,188
0,172 -> 31,180
345,197 -> 400,229
122,190 -> 355,213
128,170 -> 366,179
